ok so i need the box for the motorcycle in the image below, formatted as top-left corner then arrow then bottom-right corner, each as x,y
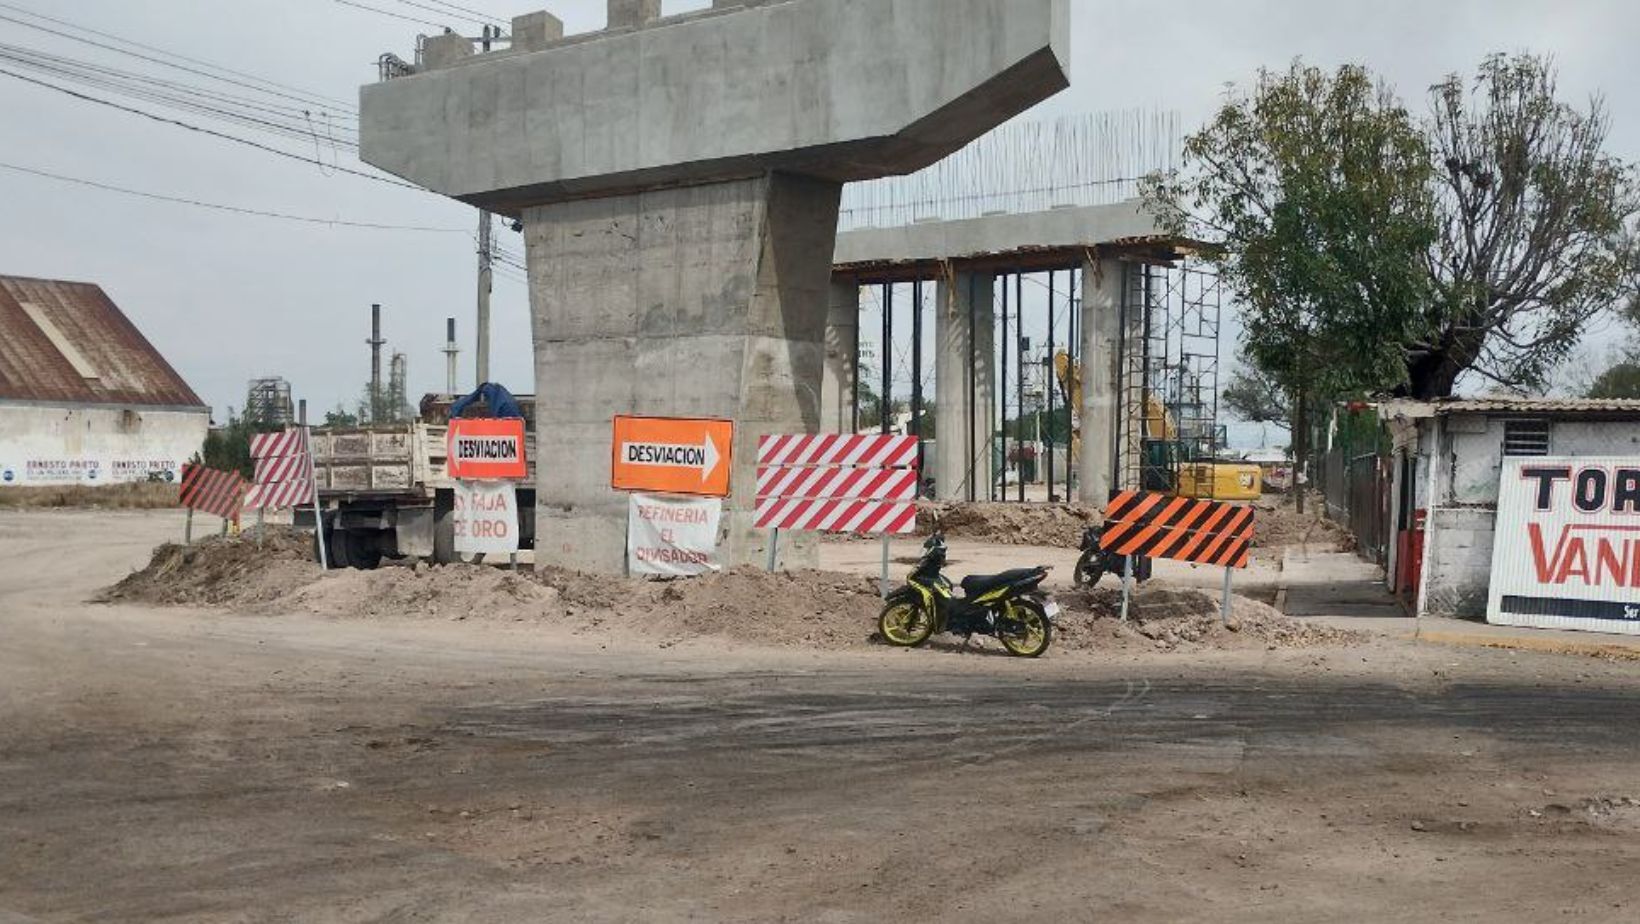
1072,523 -> 1153,588
877,533 -> 1058,657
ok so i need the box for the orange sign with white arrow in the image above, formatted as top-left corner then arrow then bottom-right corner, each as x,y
610,415 -> 734,498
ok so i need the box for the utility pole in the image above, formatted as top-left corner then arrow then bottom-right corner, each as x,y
368,303 -> 385,423
474,24 -> 494,389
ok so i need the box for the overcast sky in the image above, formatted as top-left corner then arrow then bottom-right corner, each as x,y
0,0 -> 1634,434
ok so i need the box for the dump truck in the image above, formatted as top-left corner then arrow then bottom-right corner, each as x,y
1052,351 -> 1261,500
308,393 -> 537,568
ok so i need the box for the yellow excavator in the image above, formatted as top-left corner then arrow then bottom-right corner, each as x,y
1053,352 -> 1261,501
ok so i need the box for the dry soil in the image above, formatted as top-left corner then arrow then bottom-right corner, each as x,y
4,509 -> 1638,923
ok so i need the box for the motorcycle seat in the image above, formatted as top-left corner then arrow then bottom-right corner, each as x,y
960,567 -> 1044,597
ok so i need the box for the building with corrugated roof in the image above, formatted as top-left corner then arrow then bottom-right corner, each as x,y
0,274 -> 208,486
1376,397 -> 1640,623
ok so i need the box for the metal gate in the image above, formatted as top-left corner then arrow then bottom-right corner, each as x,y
1346,452 -> 1389,563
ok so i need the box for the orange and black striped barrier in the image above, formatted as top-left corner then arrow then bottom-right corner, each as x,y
1101,489 -> 1258,624
1099,490 -> 1254,569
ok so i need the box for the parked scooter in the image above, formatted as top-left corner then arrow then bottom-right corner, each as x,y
1073,523 -> 1153,588
878,533 -> 1057,657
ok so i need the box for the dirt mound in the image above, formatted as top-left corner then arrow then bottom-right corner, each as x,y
103,533 -> 1360,657
99,528 -> 318,606
282,564 -> 562,620
1054,581 -> 1362,652
1250,496 -> 1352,550
917,501 -> 1097,548
629,567 -> 882,649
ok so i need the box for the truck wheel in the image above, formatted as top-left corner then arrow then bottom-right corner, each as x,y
432,488 -> 456,565
319,517 -> 351,569
346,530 -> 383,570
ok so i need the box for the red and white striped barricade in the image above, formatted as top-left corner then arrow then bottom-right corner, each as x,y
755,433 -> 919,583
755,433 -> 920,535
245,427 -> 327,567
177,463 -> 246,542
245,428 -> 315,510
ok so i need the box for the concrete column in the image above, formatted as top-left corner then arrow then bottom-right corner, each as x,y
1078,257 -> 1121,504
511,11 -> 564,51
607,0 -> 661,29
934,271 -> 995,501
821,280 -> 859,433
525,173 -> 840,574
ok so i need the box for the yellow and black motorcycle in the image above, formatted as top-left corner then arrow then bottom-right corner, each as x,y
877,533 -> 1057,657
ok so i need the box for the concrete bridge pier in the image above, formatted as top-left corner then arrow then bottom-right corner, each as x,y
1078,255 -> 1123,505
933,272 -> 996,501
525,174 -> 840,572
821,281 -> 860,434
361,0 -> 1069,573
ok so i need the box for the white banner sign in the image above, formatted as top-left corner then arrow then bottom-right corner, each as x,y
627,492 -> 722,577
453,480 -> 520,554
1488,456 -> 1640,636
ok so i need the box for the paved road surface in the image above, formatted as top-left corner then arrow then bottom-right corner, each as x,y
2,510 -> 1638,922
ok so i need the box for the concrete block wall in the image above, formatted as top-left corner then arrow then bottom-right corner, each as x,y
1423,506 -> 1496,618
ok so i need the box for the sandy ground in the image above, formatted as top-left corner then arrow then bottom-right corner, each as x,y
3,509 -> 1640,922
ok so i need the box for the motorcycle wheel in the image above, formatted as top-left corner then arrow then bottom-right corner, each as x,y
998,600 -> 1053,658
1073,550 -> 1104,588
878,593 -> 935,647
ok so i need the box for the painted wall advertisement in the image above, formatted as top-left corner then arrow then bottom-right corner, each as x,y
1488,456 -> 1640,636
627,492 -> 722,577
453,480 -> 519,555
0,457 -> 181,486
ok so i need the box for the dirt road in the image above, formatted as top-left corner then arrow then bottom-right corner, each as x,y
3,510 -> 1639,922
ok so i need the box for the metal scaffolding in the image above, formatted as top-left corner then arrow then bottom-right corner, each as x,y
243,376 -> 294,428
1114,259 -> 1224,495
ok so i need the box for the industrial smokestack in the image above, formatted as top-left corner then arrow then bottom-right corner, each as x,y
368,303 -> 385,423
443,316 -> 459,395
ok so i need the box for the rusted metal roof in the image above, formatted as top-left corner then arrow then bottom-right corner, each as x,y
0,274 -> 204,408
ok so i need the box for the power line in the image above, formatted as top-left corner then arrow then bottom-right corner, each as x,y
0,42 -> 359,151
0,66 -> 423,190
408,0 -> 510,27
390,0 -> 504,29
333,0 -> 448,30
0,159 -> 468,232
0,3 -> 358,115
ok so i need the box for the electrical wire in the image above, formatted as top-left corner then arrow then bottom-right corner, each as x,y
390,0 -> 503,30
0,4 -> 358,115
0,66 -> 423,190
0,159 -> 468,232
407,0 -> 510,27
333,0 -> 447,30
0,42 -> 359,150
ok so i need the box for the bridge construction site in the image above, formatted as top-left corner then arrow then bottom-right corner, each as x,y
3,2 -> 1638,921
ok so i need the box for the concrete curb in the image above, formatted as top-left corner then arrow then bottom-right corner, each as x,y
1416,629 -> 1640,661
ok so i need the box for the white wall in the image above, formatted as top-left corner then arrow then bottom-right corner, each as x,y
0,403 -> 208,486
1420,414 -> 1640,617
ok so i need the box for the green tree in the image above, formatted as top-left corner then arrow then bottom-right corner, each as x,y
1221,364 -> 1289,429
1145,61 -> 1436,511
323,403 -> 360,428
1409,54 -> 1640,398
1587,362 -> 1640,399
